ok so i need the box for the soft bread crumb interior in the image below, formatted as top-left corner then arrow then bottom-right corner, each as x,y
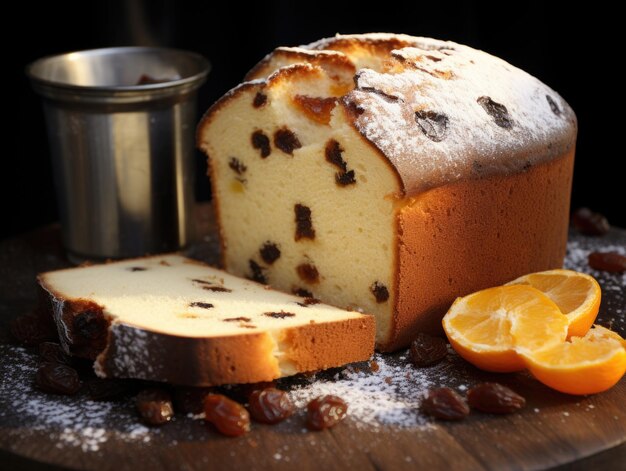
40,255 -> 368,338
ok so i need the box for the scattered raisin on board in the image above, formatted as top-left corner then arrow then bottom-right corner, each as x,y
409,333 -> 448,367
35,362 -> 81,395
467,383 -> 526,414
306,395 -> 348,430
204,394 -> 251,437
39,342 -> 71,365
248,387 -> 295,424
136,389 -> 174,426
571,208 -> 610,236
421,387 -> 469,420
588,252 -> 626,273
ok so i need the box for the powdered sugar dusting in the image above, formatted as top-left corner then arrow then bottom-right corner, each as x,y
0,345 -> 153,452
288,352 -> 453,429
342,35 -> 576,194
0,231 -> 623,454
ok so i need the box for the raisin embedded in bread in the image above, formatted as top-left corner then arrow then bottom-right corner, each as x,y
38,255 -> 375,386
197,33 -> 577,351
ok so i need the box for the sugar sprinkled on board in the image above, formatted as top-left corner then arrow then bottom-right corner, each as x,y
286,346 -> 466,430
0,345 -> 153,452
0,232 -> 624,451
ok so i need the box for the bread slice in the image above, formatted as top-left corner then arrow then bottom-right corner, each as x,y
38,254 -> 375,386
197,33 -> 576,351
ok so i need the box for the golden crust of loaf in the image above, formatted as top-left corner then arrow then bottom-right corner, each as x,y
387,149 -> 575,351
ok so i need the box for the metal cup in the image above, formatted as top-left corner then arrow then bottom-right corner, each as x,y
27,47 -> 210,263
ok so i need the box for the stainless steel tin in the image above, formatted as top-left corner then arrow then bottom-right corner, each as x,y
27,47 -> 209,262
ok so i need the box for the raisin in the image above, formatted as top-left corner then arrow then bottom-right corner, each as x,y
336,170 -> 356,186
264,311 -> 296,319
192,279 -> 232,292
127,266 -> 147,272
467,383 -> 525,414
35,362 -> 81,395
253,92 -> 267,108
306,395 -> 348,430
189,302 -> 214,309
360,86 -> 401,102
202,286 -> 231,293
546,95 -> 561,116
173,386 -> 214,414
274,128 -> 302,155
325,139 -> 356,186
248,387 -> 295,424
414,110 -> 449,142
10,314 -> 55,346
248,259 -> 267,284
74,310 -> 106,342
223,317 -> 252,322
297,263 -> 319,284
296,297 -> 320,307
588,252 -> 626,273
370,282 -> 389,303
260,241 -> 281,264
477,96 -> 513,129
571,207 -> 610,236
251,130 -> 271,158
293,287 -> 313,298
325,140 -> 348,172
421,387 -> 469,420
228,157 -> 247,175
294,204 -> 315,241
39,342 -> 71,365
409,333 -> 448,367
136,389 -> 174,426
204,394 -> 251,437
86,378 -> 131,401
293,95 -> 336,124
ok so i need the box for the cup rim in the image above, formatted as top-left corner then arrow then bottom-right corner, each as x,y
26,46 -> 210,94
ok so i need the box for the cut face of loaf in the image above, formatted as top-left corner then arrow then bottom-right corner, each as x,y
198,33 -> 577,351
38,255 -> 375,386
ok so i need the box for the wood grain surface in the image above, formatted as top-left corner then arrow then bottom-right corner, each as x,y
0,210 -> 624,471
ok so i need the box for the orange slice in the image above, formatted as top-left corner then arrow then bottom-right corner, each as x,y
442,285 -> 569,373
507,269 -> 601,337
521,325 -> 626,395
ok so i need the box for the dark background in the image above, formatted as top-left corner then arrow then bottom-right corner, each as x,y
7,1 -> 623,238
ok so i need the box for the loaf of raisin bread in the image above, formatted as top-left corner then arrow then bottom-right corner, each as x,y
197,33 -> 577,351
38,255 -> 375,386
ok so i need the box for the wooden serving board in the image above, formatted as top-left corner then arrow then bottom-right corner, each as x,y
0,213 -> 624,471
